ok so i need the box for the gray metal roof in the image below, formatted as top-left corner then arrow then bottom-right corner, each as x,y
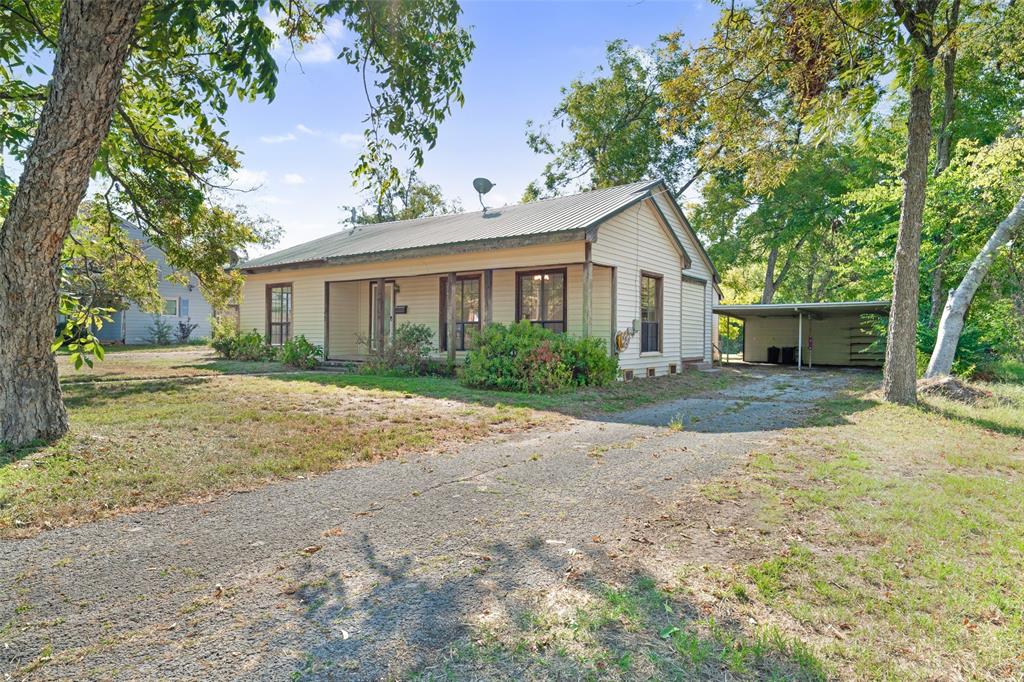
714,300 -> 891,318
241,179 -> 663,270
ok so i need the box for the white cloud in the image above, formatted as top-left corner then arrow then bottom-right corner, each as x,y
229,168 -> 268,190
259,132 -> 297,144
256,195 -> 291,206
294,124 -> 362,149
283,173 -> 306,185
334,132 -> 364,148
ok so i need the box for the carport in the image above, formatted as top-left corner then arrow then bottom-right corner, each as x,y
713,301 -> 890,369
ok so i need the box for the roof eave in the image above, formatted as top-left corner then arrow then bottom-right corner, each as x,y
239,228 -> 590,275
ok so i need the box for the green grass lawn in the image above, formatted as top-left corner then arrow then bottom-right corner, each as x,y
672,381 -> 1024,680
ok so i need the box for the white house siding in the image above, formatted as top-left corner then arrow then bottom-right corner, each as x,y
652,193 -> 715,363
326,281 -> 360,356
680,279 -> 705,359
240,241 -> 586,350
591,200 -> 684,377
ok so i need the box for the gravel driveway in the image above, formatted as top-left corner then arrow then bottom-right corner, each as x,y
1,368 -> 853,680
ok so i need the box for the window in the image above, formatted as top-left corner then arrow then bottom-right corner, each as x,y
162,298 -> 178,316
266,284 -> 292,346
516,269 -> 566,333
440,275 -> 481,351
179,298 -> 189,318
640,273 -> 662,353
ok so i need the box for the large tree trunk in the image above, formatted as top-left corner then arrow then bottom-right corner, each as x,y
882,78 -> 933,404
0,0 -> 143,448
761,245 -> 779,304
928,47 -> 958,326
925,193 -> 1024,377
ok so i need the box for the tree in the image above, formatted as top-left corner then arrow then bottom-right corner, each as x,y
342,170 -> 461,225
0,0 -> 473,448
522,39 -> 694,200
927,191 -> 1024,376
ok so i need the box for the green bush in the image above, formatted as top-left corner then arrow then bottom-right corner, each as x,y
360,323 -> 443,375
145,316 -> 174,345
461,321 -> 618,393
280,335 -> 323,369
211,328 -> 277,361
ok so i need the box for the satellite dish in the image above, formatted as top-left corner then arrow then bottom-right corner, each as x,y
473,177 -> 496,213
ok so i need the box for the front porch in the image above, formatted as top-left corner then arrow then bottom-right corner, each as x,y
323,260 -> 613,363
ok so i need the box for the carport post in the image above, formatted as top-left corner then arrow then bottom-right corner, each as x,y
797,311 -> 803,370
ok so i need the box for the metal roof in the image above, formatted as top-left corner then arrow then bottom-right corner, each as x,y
713,300 -> 891,318
240,179 -> 664,270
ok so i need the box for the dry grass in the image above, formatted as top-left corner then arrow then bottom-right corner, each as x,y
420,378 -> 1024,681
1,375 -> 549,537
56,346 -> 287,383
657,380 -> 1024,680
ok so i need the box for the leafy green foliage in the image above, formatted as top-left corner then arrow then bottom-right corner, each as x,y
461,322 -> 618,393
279,335 -> 323,369
145,317 -> 174,346
523,39 -> 695,199
360,323 -> 440,376
343,170 -> 461,225
2,0 -> 473,374
211,329 -> 276,362
51,300 -> 113,371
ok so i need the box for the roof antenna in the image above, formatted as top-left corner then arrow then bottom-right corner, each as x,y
473,177 -> 495,215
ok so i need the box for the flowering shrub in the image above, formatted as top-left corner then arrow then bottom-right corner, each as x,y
461,321 -> 617,392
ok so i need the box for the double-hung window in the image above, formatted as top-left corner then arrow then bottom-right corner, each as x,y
640,273 -> 662,353
440,275 -> 481,351
266,284 -> 292,346
516,269 -> 566,333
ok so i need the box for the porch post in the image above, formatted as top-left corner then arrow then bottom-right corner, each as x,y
482,269 -> 493,327
446,271 -> 457,365
609,267 -> 617,354
374,277 -> 386,352
797,311 -> 803,370
323,282 -> 330,361
582,242 -> 593,337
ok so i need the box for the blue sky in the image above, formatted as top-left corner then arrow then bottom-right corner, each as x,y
232,0 -> 720,254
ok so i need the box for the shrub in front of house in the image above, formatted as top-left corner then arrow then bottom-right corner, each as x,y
279,335 -> 323,369
460,321 -> 618,393
211,328 -> 278,361
360,323 -> 446,376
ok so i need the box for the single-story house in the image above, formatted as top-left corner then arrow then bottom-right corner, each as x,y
237,179 -> 722,378
713,300 -> 890,368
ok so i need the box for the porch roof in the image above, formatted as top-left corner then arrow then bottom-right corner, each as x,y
240,179 -> 666,271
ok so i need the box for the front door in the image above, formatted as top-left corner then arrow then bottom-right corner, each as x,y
369,281 -> 395,350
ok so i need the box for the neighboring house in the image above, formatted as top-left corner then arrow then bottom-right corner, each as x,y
93,222 -> 215,345
237,179 -> 722,378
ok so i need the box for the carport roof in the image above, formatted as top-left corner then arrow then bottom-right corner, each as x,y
713,300 -> 890,318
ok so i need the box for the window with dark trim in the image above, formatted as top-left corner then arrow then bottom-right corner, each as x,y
640,273 -> 662,353
266,284 -> 292,346
516,269 -> 566,333
440,275 -> 481,351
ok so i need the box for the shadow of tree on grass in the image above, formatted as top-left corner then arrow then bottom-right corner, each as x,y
284,532 -> 827,681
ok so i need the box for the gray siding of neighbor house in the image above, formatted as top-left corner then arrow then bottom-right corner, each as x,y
116,223 -> 214,344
